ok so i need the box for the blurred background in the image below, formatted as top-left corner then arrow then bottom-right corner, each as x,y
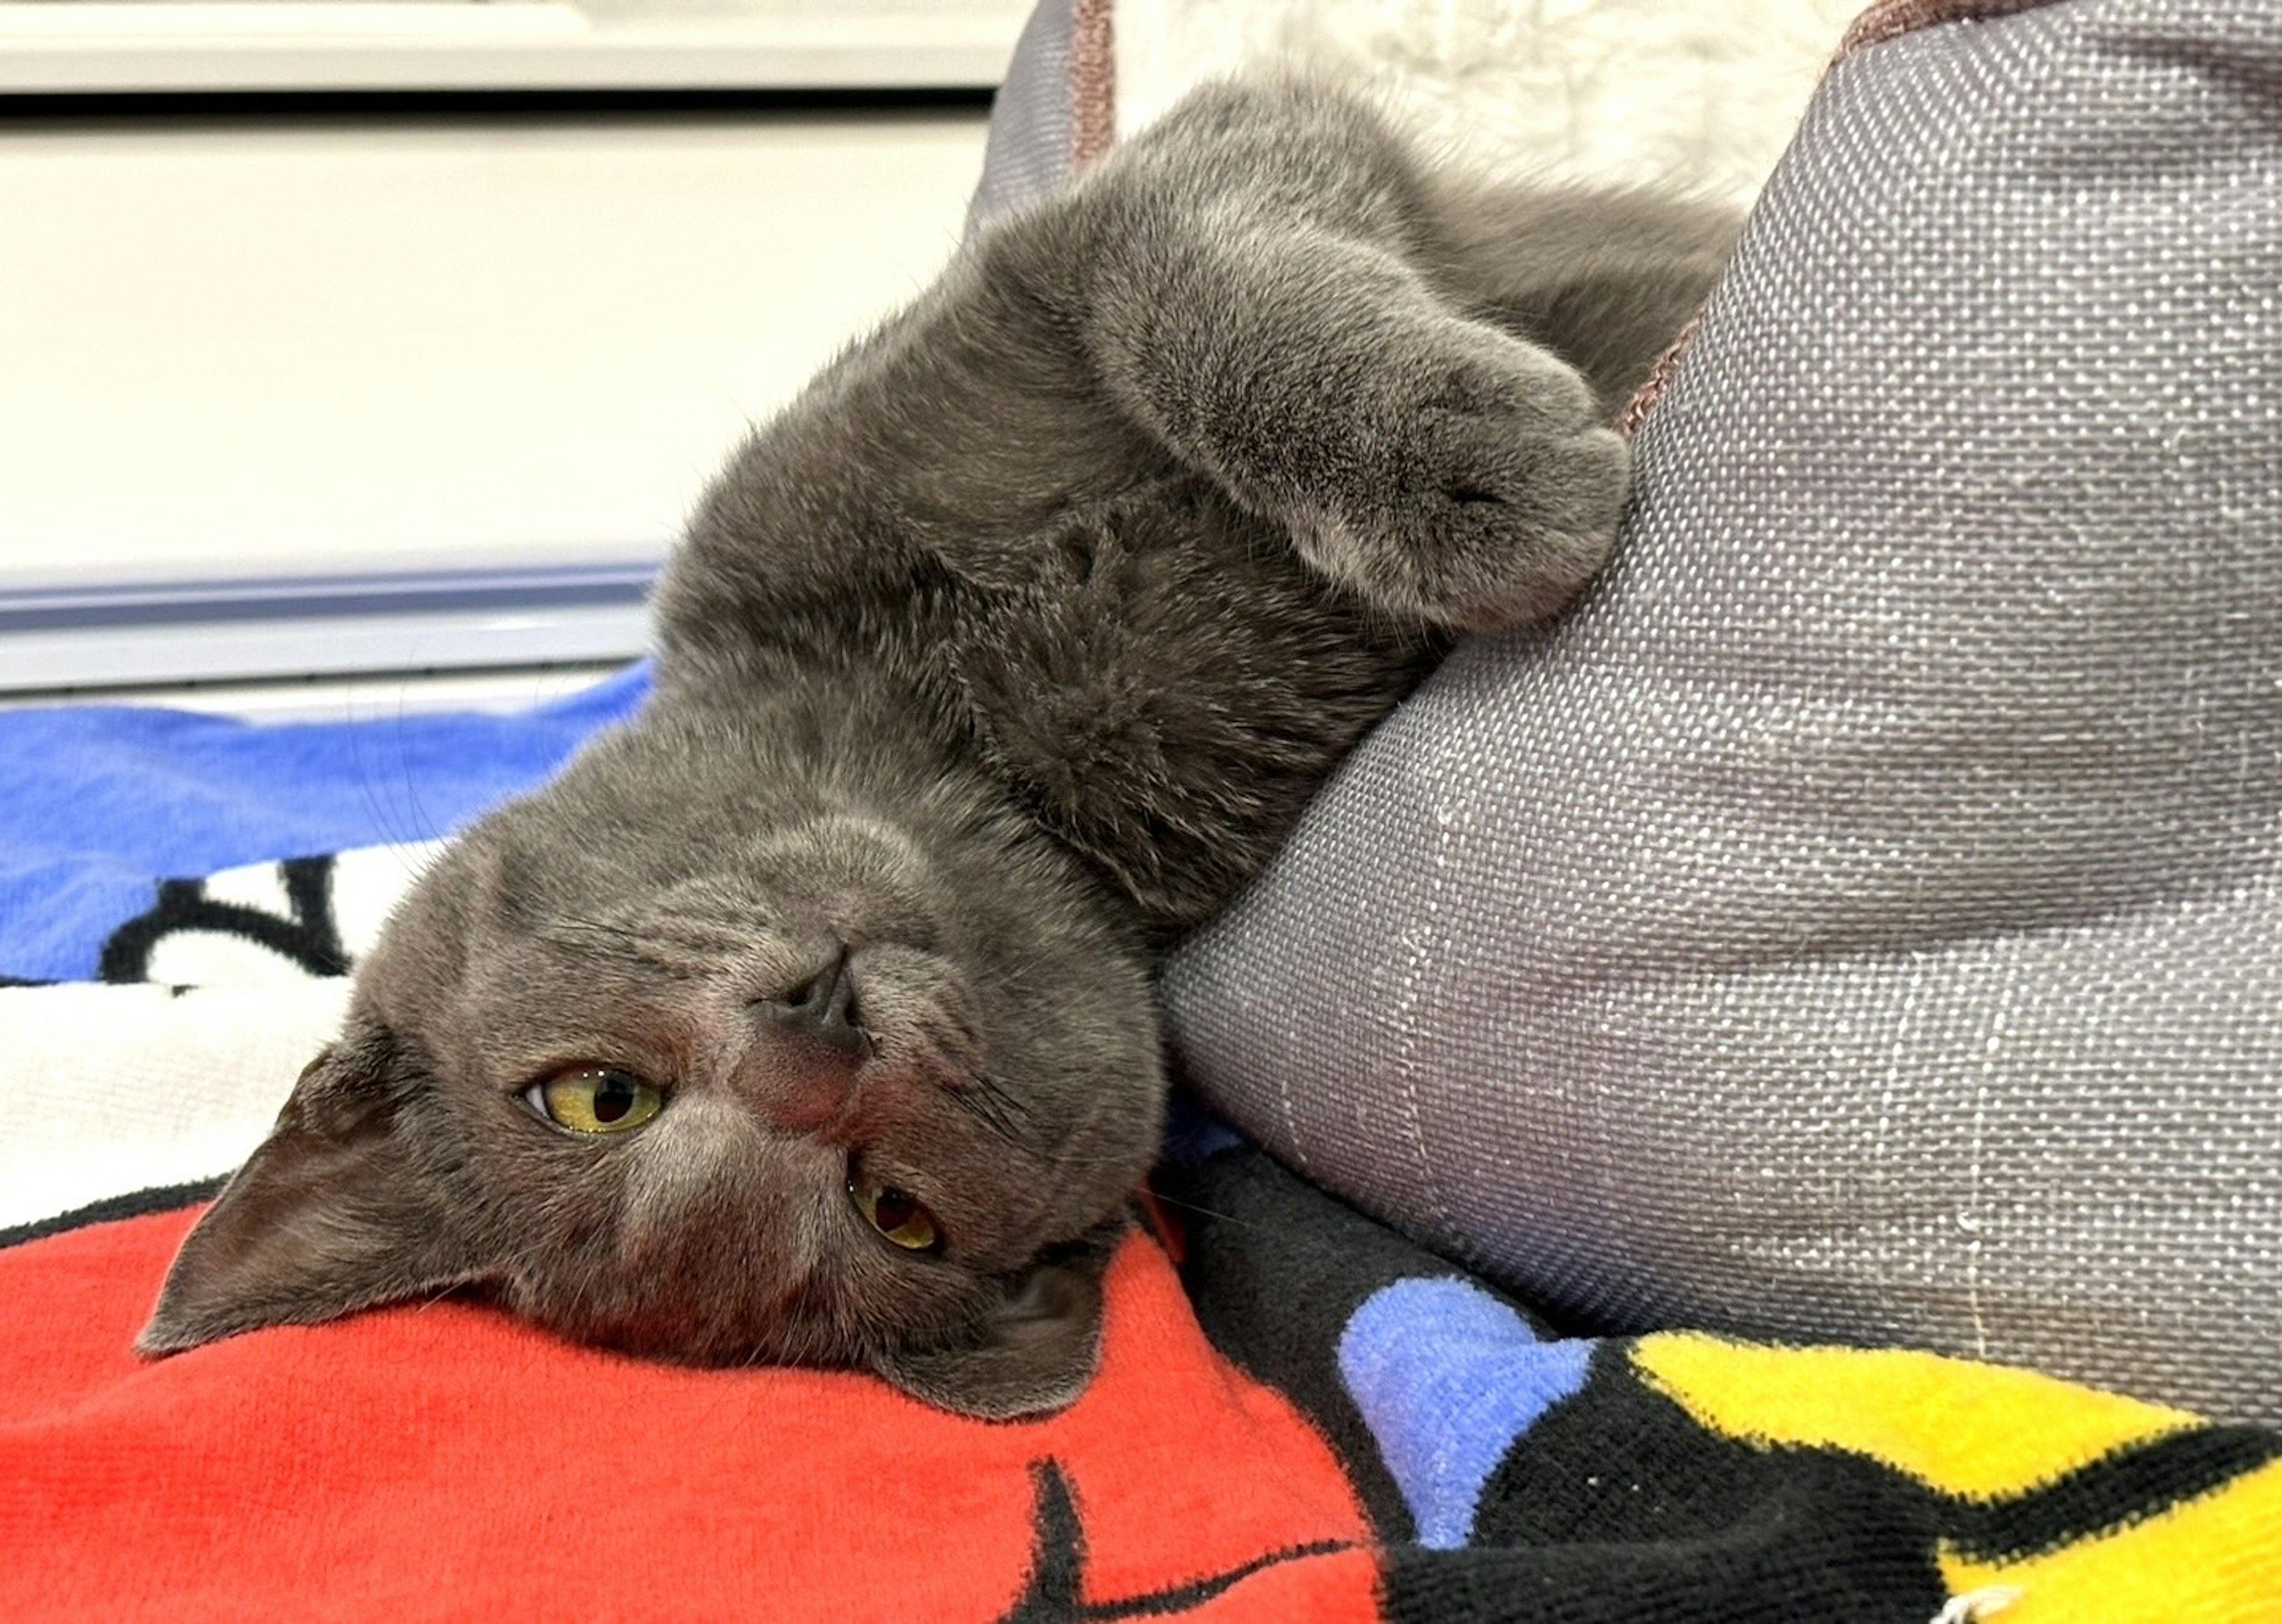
0,0 -> 1029,712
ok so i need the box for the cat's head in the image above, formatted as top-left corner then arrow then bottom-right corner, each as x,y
138,700 -> 1165,1419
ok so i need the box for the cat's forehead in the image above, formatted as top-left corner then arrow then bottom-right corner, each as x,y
373,819 -> 965,1063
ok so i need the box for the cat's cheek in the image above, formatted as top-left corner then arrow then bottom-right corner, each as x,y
613,1093 -> 763,1216
608,1104 -> 853,1284
868,1260 -> 1106,1420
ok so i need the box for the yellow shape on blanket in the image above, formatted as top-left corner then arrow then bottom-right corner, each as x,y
1630,1333 -> 2198,1499
1937,1455 -> 2282,1622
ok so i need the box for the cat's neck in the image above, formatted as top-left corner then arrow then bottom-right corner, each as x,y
644,657 -> 1155,956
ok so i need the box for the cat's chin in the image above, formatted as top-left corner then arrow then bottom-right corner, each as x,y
865,1255 -> 1111,1420
509,1246 -> 1114,1422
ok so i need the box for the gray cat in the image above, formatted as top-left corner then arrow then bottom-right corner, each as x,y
139,78 -> 1733,1417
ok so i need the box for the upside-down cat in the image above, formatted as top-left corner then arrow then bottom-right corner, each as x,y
142,78 -> 1733,1417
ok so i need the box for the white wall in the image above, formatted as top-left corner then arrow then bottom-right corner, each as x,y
0,108 -> 989,590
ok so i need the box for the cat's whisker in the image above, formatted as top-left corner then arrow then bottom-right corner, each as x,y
537,916 -> 647,946
1137,1187 -> 1278,1236
348,711 -> 423,865
539,916 -> 729,979
945,1074 -> 1029,1146
390,688 -> 444,865
972,1070 -> 1033,1112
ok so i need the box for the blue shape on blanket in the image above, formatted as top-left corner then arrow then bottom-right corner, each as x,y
0,665 -> 650,981
1158,1094 -> 1247,1165
1338,1277 -> 1595,1549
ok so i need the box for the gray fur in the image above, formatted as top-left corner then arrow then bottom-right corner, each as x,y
140,79 -> 1733,1417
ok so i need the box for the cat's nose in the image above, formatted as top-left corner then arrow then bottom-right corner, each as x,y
746,948 -> 873,1136
759,947 -> 869,1055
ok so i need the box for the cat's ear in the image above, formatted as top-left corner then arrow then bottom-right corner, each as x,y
137,1029 -> 487,1357
874,1257 -> 1106,1420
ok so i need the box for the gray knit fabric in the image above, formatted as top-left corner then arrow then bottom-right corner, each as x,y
1164,0 -> 2282,1426
969,0 -> 1077,230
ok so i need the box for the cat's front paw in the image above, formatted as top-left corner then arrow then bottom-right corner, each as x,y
1301,328 -> 1629,632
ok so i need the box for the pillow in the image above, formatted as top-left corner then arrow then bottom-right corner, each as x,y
1164,0 -> 2282,1426
970,0 -> 1855,221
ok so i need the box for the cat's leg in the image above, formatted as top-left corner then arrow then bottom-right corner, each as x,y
1424,182 -> 1739,417
1072,81 -> 1634,632
1086,217 -> 1626,630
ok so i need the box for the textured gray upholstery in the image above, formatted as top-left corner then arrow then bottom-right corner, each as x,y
969,0 -> 1077,231
1163,0 -> 2282,1425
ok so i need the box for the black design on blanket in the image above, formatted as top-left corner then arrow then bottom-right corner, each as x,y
997,1460 -> 1354,1621
0,1177 -> 225,1252
1943,1424 -> 2282,1565
1170,1152 -> 1960,1622
1391,1343 -> 1949,1623
1168,1145 -> 2282,1620
99,854 -> 351,983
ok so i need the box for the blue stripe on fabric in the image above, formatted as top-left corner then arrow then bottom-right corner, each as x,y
0,663 -> 650,980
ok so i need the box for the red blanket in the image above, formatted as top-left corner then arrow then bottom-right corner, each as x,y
8,1158 -> 2277,1622
4,1204 -> 1375,1622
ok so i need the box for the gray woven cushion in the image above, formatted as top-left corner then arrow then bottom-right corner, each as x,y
969,0 -> 1077,230
1164,0 -> 2282,1426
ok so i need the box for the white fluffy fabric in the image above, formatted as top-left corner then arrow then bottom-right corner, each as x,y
3,980 -> 348,1231
1115,0 -> 1863,207
2,843 -> 437,1231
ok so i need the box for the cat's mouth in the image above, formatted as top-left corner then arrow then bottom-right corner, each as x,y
524,1264 -> 850,1369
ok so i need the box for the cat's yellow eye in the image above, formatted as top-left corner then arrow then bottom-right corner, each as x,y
849,1174 -> 940,1252
526,1067 -> 663,1136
